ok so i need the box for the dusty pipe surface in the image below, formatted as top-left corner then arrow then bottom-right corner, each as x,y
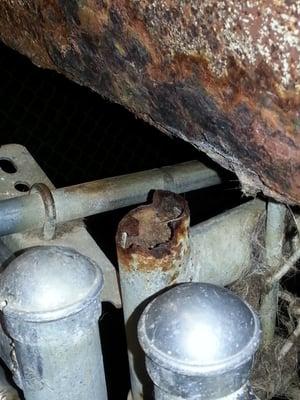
190,199 -> 266,286
138,283 -> 261,399
0,161 -> 220,236
0,246 -> 108,400
116,191 -> 191,400
0,1 -> 299,204
0,237 -> 16,400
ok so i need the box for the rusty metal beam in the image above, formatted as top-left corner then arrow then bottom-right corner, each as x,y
0,1 -> 299,204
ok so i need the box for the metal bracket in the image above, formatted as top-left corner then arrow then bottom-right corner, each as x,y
0,144 -> 121,307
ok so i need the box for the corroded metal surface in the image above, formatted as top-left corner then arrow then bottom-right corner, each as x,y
0,1 -> 299,203
116,190 -> 190,274
116,190 -> 191,400
0,159 -> 219,236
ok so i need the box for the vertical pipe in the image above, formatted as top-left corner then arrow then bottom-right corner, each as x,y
0,246 -> 107,400
138,283 -> 261,400
116,191 -> 191,400
260,201 -> 286,347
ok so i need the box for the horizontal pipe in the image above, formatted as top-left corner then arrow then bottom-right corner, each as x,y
0,161 -> 221,236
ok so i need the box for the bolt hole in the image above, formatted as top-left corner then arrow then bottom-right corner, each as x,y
0,158 -> 17,174
15,182 -> 30,193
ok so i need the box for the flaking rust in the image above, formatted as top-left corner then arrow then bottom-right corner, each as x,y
0,1 -> 300,203
116,190 -> 190,275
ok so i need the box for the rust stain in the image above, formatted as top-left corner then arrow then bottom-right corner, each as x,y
78,0 -> 110,35
116,190 -> 190,272
0,0 -> 300,203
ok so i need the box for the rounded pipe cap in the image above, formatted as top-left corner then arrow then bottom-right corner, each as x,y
0,246 -> 103,322
138,283 -> 261,376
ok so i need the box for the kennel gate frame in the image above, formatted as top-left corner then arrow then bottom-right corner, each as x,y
0,144 -> 299,400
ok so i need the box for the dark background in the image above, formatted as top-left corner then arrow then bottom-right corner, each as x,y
0,42 -> 279,399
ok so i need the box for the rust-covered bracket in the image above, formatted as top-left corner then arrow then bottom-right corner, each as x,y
0,1 -> 299,204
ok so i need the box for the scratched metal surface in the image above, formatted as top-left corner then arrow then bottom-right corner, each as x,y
0,1 -> 299,204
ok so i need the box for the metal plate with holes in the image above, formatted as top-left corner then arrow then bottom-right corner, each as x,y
0,144 -> 121,307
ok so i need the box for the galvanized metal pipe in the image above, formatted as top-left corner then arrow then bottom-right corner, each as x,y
0,161 -> 221,236
117,195 -> 266,399
116,191 -> 192,400
138,283 -> 261,400
152,386 -> 258,400
190,199 -> 265,286
0,246 -> 108,400
0,326 -> 20,400
260,201 -> 286,347
0,237 -> 17,400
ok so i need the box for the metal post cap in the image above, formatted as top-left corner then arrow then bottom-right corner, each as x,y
138,282 -> 261,376
0,246 -> 103,322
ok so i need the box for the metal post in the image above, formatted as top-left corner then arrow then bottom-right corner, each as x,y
117,194 -> 267,399
0,246 -> 108,400
116,191 -> 192,400
260,201 -> 286,347
0,161 -> 221,236
138,283 -> 261,400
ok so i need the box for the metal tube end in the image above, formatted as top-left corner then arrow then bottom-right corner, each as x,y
0,246 -> 103,322
116,190 -> 190,274
138,283 -> 261,399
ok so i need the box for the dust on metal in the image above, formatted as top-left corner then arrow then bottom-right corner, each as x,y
0,157 -> 220,236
